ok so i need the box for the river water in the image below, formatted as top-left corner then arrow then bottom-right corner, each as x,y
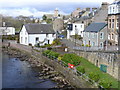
2,53 -> 57,89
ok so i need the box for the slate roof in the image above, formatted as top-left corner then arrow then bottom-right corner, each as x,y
24,23 -> 55,34
83,23 -> 107,32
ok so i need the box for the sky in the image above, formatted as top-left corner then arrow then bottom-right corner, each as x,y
0,0 -> 114,18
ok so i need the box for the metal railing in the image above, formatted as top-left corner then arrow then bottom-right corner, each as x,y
39,50 -> 104,89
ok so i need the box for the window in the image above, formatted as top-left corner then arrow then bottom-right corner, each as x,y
25,37 -> 27,44
112,34 -> 114,40
109,19 -> 111,22
81,25 -> 82,28
112,23 -> 114,28
92,42 -> 95,46
100,42 -> 103,48
113,7 -> 115,12
100,32 -> 104,39
112,19 -> 114,22
109,23 -> 111,28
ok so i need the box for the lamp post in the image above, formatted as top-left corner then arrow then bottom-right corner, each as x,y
118,15 -> 120,52
75,25 -> 77,47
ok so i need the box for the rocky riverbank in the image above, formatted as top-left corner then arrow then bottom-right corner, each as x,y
2,46 -> 74,89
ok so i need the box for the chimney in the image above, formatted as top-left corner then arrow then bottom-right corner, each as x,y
101,2 -> 109,10
86,8 -> 90,11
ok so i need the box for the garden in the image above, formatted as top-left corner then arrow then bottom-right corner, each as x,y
42,50 -> 119,89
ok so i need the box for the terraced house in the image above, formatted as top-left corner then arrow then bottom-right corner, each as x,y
107,0 -> 120,46
83,23 -> 108,49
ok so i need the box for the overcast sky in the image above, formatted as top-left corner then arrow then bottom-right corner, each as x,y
0,0 -> 114,18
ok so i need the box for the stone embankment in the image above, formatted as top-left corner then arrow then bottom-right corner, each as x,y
2,46 -> 73,89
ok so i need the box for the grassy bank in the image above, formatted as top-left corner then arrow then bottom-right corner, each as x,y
76,57 -> 118,88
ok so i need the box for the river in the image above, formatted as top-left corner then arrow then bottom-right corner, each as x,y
2,53 -> 57,89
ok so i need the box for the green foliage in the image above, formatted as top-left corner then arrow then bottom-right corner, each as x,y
99,79 -> 112,88
85,44 -> 91,47
2,35 -> 17,40
46,18 -> 52,24
42,15 -> 47,20
81,44 -> 84,46
42,50 -> 51,55
40,44 -> 51,48
76,66 -> 85,74
52,39 -> 61,45
88,72 -> 100,82
42,50 -> 60,59
61,53 -> 81,66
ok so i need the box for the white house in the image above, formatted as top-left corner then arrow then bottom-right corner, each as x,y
19,23 -> 56,46
67,23 -> 84,39
108,0 -> 120,15
0,22 -> 15,35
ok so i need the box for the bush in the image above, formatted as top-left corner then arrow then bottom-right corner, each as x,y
61,53 -> 81,66
85,44 -> 91,47
99,79 -> 112,88
58,54 -> 64,61
81,44 -> 84,46
88,72 -> 100,82
76,66 -> 85,74
42,50 -> 51,55
42,50 -> 60,59
52,39 -> 61,45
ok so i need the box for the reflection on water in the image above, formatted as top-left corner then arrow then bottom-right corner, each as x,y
2,54 -> 57,88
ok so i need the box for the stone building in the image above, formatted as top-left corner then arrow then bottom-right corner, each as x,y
107,0 -> 120,46
92,2 -> 109,23
53,18 -> 64,32
0,15 -> 2,27
71,8 -> 82,18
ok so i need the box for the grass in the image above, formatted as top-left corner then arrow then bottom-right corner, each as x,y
76,57 -> 119,88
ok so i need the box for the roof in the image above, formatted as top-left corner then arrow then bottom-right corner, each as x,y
83,23 -> 107,32
111,1 -> 120,5
24,23 -> 55,34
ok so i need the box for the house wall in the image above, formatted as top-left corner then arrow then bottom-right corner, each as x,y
67,23 -> 84,39
83,32 -> 98,47
98,26 -> 108,48
28,34 -> 56,46
53,18 -> 64,32
108,3 -> 120,15
19,26 -> 29,45
0,27 -> 15,35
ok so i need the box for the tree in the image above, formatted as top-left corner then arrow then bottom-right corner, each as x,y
42,15 -> 47,20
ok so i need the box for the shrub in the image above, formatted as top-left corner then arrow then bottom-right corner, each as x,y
88,72 -> 100,82
85,44 -> 91,47
76,66 -> 85,74
81,44 -> 84,46
42,50 -> 51,55
52,39 -> 61,45
42,50 -> 60,59
58,54 -> 64,61
99,79 -> 112,88
61,53 -> 81,66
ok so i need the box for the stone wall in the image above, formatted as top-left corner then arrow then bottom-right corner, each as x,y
74,50 -> 120,80
4,42 -> 94,88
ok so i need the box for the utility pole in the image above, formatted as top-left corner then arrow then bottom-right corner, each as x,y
118,15 -> 120,52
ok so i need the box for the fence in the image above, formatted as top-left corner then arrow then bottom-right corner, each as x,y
35,48 -> 104,89
73,46 -> 118,52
